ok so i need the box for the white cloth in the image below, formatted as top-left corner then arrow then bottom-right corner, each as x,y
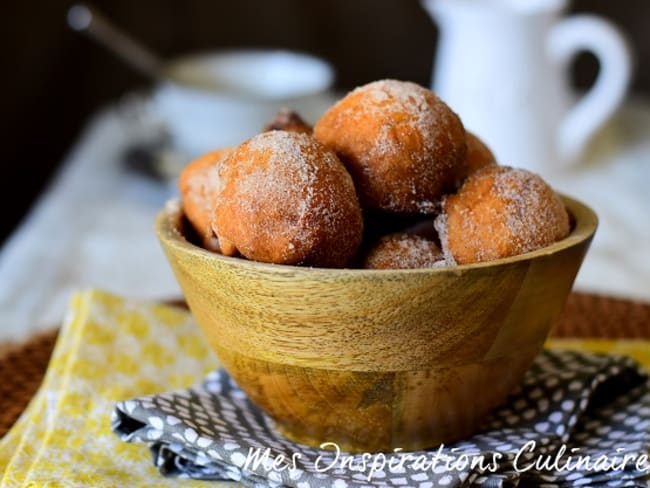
0,105 -> 180,340
548,98 -> 650,302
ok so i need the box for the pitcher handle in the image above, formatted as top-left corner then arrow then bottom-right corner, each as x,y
548,14 -> 632,164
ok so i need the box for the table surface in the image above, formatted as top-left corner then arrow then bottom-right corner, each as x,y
0,96 -> 649,342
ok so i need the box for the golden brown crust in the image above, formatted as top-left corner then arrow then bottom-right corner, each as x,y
438,166 -> 570,264
314,80 -> 466,214
363,233 -> 444,269
455,132 -> 498,186
213,131 -> 363,267
178,148 -> 233,248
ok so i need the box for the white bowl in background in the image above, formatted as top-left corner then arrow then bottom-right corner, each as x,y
152,49 -> 336,157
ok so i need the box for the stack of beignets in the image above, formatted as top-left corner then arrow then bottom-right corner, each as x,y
179,80 -> 570,269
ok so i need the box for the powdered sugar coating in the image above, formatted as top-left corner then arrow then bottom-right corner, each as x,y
213,131 -> 363,266
433,211 -> 456,266
439,166 -> 570,264
363,233 -> 446,269
314,79 -> 466,214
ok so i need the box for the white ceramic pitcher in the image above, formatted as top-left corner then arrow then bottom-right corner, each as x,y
421,0 -> 632,174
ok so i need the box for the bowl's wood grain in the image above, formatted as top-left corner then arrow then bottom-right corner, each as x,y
156,197 -> 597,452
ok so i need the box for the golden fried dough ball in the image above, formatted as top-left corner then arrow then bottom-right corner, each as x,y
363,233 -> 445,269
213,131 -> 363,267
362,210 -> 436,245
437,166 -> 570,264
455,131 -> 498,185
314,79 -> 466,214
178,148 -> 233,251
264,108 -> 312,134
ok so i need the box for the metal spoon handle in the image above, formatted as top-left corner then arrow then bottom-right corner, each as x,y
67,4 -> 162,80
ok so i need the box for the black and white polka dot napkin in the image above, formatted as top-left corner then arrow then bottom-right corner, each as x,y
112,350 -> 650,487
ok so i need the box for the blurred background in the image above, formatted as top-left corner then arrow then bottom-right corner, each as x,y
1,0 -> 650,338
3,0 -> 650,242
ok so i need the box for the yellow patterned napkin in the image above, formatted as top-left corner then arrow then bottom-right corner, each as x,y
0,289 -> 231,487
0,289 -> 649,487
546,338 -> 650,371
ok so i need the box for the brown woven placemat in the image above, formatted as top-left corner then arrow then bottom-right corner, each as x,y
0,329 -> 58,438
555,292 -> 650,338
0,292 -> 648,439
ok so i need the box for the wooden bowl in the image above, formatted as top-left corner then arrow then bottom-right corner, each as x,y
155,196 -> 597,452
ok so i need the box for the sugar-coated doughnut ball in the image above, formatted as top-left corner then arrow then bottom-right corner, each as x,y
363,233 -> 445,269
314,79 -> 466,214
179,148 -> 233,251
213,131 -> 363,267
455,132 -> 497,185
437,166 -> 570,264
